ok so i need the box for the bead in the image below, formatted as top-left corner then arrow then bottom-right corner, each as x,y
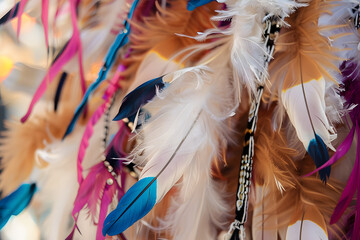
107,165 -> 113,172
106,178 -> 114,185
104,161 -> 110,167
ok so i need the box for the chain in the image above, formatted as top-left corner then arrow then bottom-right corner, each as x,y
226,15 -> 282,240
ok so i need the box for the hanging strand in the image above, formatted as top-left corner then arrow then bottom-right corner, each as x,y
226,15 -> 282,240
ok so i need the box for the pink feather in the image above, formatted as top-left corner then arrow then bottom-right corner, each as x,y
16,0 -> 28,39
41,0 -> 49,49
21,0 -> 85,123
76,65 -> 124,184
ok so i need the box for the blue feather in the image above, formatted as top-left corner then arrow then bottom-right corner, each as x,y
103,177 -> 157,236
0,183 -> 37,229
307,134 -> 331,183
113,76 -> 167,121
63,0 -> 140,138
0,2 -> 19,25
187,0 -> 215,11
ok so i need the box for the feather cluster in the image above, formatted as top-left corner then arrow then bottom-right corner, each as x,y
2,0 -> 360,239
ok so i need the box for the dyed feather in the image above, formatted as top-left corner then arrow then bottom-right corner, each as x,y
0,183 -> 36,230
192,0 -> 301,97
0,2 -> 19,25
103,177 -> 157,235
113,76 -> 168,121
104,40 -> 236,237
71,155 -> 126,239
268,0 -> 340,182
54,72 -> 68,112
76,65 -> 122,183
187,0 -> 215,11
63,0 -> 139,138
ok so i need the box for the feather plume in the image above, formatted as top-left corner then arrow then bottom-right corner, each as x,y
248,104 -> 344,238
63,0 -> 139,137
34,125 -> 83,240
191,0 -> 302,96
268,0 -> 341,182
0,183 -> 36,230
21,0 -> 87,123
121,0 -> 220,92
304,2 -> 360,235
0,2 -> 19,25
103,42 -> 236,237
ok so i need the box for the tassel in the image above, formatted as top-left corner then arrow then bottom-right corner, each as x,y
0,183 -> 37,230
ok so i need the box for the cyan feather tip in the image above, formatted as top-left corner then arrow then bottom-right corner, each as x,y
102,177 -> 157,236
113,76 -> 167,121
187,0 -> 215,11
0,183 -> 37,229
307,133 -> 331,183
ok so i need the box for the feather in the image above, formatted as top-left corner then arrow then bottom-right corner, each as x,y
0,183 -> 37,230
76,66 -> 122,183
0,2 -> 19,25
63,0 -> 140,138
113,76 -> 167,121
54,72 -> 68,112
41,0 -> 49,49
192,0 -> 301,97
71,156 -> 126,239
104,41 -> 236,236
187,0 -> 215,11
268,0 -> 340,182
16,0 -> 28,38
34,125 -> 83,240
103,177 -> 157,235
20,23 -> 82,123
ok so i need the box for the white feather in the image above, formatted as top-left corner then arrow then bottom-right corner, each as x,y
130,44 -> 236,239
31,126 -> 84,240
281,78 -> 336,150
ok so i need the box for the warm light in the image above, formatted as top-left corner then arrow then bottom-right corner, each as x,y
11,14 -> 36,33
0,56 -> 14,81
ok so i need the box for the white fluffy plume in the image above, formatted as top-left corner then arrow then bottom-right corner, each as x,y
193,0 -> 302,96
130,43 -> 235,239
31,126 -> 84,240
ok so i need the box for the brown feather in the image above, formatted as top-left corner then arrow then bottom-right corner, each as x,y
268,0 -> 341,94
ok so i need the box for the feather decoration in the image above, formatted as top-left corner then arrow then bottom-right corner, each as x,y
104,42 -> 236,236
0,2 -> 19,25
20,0 -> 85,123
187,0 -> 215,11
113,76 -> 167,121
191,0 -> 302,97
34,125 -> 83,240
76,65 -> 123,184
268,0 -> 341,182
304,2 -> 360,236
0,183 -> 37,230
63,0 -> 139,138
70,151 -> 126,239
54,72 -> 68,112
41,0 -> 49,49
